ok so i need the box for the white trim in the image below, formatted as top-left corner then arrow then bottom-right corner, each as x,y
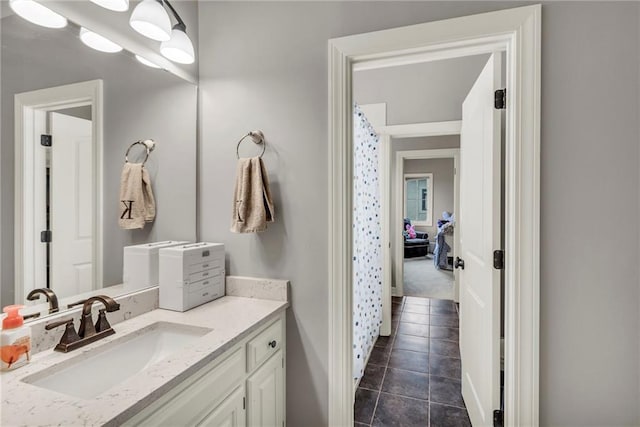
395,149 -> 460,299
328,5 -> 540,426
15,80 -> 104,303
377,120 -> 462,138
379,134 -> 392,337
403,173 -> 433,227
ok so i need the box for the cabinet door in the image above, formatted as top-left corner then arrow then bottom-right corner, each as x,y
247,350 -> 284,427
198,386 -> 246,427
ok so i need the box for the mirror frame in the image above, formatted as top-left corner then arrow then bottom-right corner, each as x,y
14,80 -> 104,303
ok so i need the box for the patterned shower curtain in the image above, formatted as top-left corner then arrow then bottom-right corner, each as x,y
353,104 -> 383,381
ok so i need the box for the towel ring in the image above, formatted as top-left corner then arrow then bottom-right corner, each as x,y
236,131 -> 266,159
125,139 -> 156,165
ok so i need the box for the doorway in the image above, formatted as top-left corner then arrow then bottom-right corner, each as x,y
395,148 -> 460,302
14,80 -> 103,303
329,5 -> 541,427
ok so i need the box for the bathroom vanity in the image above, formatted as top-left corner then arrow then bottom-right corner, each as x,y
0,278 -> 288,426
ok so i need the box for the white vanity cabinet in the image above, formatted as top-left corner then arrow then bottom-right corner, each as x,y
247,349 -> 285,427
123,314 -> 286,427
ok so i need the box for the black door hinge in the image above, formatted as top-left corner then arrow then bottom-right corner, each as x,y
493,409 -> 504,427
41,134 -> 52,147
493,250 -> 504,270
40,230 -> 52,243
494,89 -> 506,109
243,397 -> 245,410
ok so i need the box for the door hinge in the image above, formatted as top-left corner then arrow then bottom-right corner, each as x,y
243,397 -> 245,410
493,250 -> 504,270
494,89 -> 506,109
493,409 -> 504,427
41,134 -> 52,147
40,230 -> 52,243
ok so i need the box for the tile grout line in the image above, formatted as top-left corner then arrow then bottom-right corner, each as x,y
368,296 -> 404,425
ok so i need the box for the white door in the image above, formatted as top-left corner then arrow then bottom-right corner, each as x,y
50,112 -> 93,298
459,53 -> 502,426
198,386 -> 246,427
247,351 -> 285,427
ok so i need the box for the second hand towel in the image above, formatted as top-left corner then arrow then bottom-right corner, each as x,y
231,157 -> 275,233
119,162 -> 156,230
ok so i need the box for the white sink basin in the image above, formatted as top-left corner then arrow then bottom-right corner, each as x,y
23,322 -> 211,399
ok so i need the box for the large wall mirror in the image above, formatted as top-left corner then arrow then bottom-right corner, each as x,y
1,2 -> 198,319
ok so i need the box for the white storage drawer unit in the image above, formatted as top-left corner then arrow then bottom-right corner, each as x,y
123,241 -> 190,292
159,243 -> 225,312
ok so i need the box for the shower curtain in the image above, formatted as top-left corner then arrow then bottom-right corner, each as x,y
353,104 -> 383,381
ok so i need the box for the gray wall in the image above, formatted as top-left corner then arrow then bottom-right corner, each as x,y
404,158 -> 455,239
197,2 -> 640,426
1,12 -> 197,306
353,54 -> 489,124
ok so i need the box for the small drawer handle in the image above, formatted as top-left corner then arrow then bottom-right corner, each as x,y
268,340 -> 277,349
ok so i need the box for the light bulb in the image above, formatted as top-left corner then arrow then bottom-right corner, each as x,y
129,0 -> 171,42
80,27 -> 123,53
135,55 -> 161,69
9,0 -> 67,29
160,27 -> 195,64
89,0 -> 129,12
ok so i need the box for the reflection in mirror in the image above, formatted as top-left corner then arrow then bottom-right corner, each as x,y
1,3 -> 198,319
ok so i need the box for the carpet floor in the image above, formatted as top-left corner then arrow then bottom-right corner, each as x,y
403,255 -> 454,300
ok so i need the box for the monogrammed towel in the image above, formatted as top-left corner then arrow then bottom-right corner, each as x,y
119,162 -> 155,230
231,157 -> 274,233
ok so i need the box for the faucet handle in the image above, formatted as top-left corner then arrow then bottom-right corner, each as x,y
94,309 -> 113,333
45,317 -> 74,330
45,318 -> 81,353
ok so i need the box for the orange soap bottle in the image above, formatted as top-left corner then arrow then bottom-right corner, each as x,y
0,305 -> 31,371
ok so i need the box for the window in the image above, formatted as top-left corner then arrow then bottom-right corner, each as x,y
404,173 -> 433,226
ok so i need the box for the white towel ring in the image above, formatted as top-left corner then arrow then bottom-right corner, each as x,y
236,131 -> 266,159
125,139 -> 156,165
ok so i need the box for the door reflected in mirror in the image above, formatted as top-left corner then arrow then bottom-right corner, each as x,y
16,86 -> 99,303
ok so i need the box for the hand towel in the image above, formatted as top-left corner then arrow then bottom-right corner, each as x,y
119,162 -> 156,230
231,157 -> 275,233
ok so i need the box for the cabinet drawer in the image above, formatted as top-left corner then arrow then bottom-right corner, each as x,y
187,280 -> 224,308
187,266 -> 222,283
126,348 -> 244,426
184,245 -> 220,266
247,319 -> 282,372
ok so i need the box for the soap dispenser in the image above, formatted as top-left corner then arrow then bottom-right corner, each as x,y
1,305 -> 31,371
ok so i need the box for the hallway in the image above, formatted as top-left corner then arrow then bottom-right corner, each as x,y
354,296 -> 471,427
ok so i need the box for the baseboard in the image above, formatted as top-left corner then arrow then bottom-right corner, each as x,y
353,334 -> 379,393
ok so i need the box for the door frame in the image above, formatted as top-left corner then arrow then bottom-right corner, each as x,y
328,5 -> 540,426
395,148 -> 460,300
14,80 -> 104,302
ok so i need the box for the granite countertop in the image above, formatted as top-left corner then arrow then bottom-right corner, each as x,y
1,278 -> 289,427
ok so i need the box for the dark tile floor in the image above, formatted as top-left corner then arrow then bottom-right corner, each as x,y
354,296 -> 471,427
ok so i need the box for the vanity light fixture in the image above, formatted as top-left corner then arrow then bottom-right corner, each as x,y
80,27 -> 123,53
135,54 -> 162,69
9,0 -> 68,29
129,0 -> 172,42
89,0 -> 129,12
159,1 -> 195,64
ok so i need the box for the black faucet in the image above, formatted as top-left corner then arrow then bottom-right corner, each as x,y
45,295 -> 121,353
26,288 -> 59,314
78,296 -> 121,338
